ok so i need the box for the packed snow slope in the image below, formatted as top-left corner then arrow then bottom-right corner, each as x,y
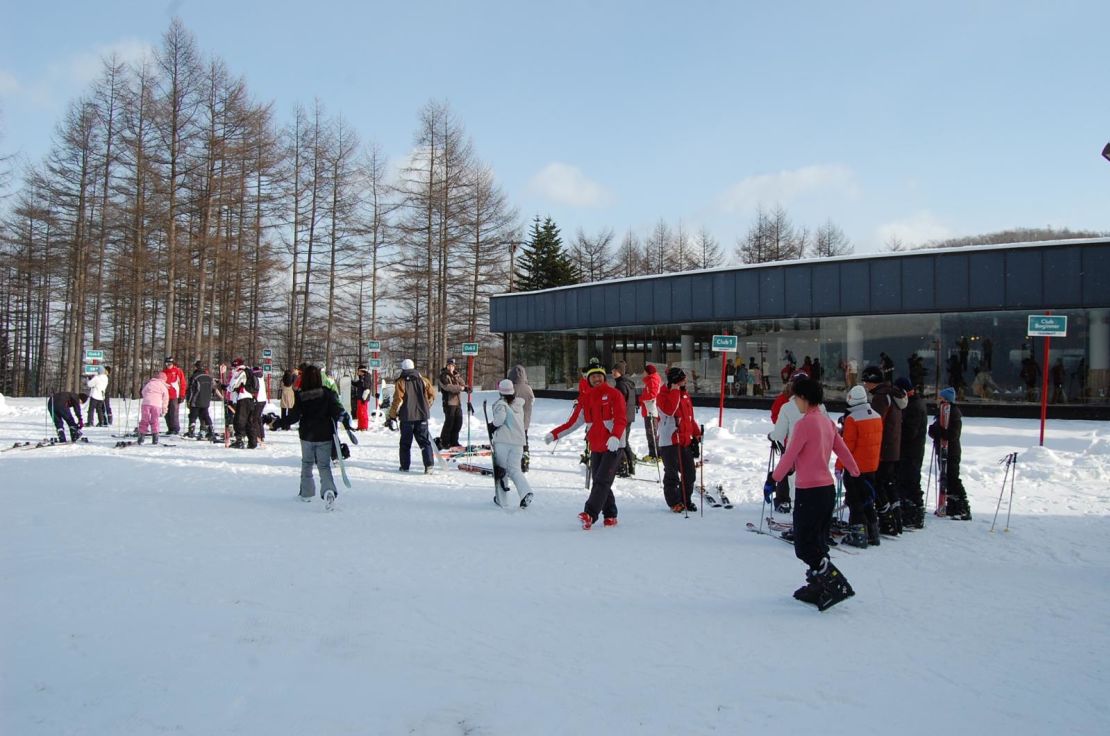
2,394 -> 1109,735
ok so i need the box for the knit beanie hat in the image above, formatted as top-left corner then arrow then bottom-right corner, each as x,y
861,365 -> 883,383
585,366 -> 607,380
644,364 -> 658,375
846,385 -> 869,407
497,378 -> 515,395
401,359 -> 415,370
894,377 -> 913,392
939,387 -> 957,403
666,366 -> 686,385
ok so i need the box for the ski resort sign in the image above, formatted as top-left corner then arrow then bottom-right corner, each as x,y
1027,315 -> 1067,337
461,342 -> 480,356
711,334 -> 738,352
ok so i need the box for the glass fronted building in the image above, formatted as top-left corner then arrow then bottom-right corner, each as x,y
490,239 -> 1110,414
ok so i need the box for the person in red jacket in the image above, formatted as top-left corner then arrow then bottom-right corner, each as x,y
161,356 -> 187,435
640,364 -> 662,461
656,366 -> 702,512
546,365 -> 627,529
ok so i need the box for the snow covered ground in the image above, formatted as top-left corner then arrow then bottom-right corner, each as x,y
2,393 -> 1109,735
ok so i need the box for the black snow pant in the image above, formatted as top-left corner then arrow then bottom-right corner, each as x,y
251,401 -> 265,441
400,419 -> 435,470
50,404 -> 80,441
165,397 -> 181,434
844,472 -> 879,530
897,443 -> 926,510
619,425 -> 636,475
86,398 -> 107,426
440,404 -> 462,449
188,406 -> 214,434
642,414 -> 659,458
660,443 -> 696,508
943,452 -> 969,515
876,460 -> 899,509
234,397 -> 258,447
793,485 -> 835,570
584,450 -> 620,522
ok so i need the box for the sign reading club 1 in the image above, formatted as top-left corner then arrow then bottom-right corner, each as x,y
462,343 -> 480,356
711,334 -> 738,352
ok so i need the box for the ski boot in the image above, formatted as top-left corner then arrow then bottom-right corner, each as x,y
70,427 -> 83,443
184,426 -> 196,439
774,499 -> 792,514
794,568 -> 823,605
152,433 -> 159,445
842,524 -> 869,548
323,489 -> 336,511
603,517 -> 618,527
814,559 -> 855,611
519,492 -> 534,509
137,433 -> 145,445
56,429 -> 67,444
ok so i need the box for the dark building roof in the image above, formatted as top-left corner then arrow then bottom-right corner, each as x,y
491,238 -> 1110,333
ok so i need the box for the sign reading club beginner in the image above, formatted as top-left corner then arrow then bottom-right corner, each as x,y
1027,315 -> 1067,337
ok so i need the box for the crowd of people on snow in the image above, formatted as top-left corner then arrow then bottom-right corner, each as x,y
41,346 -> 973,611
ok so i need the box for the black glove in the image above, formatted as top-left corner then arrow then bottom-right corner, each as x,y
487,422 -> 496,436
386,417 -> 397,431
467,402 -> 474,415
690,437 -> 700,458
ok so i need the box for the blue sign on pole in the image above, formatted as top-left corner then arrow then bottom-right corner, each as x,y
1027,315 -> 1067,337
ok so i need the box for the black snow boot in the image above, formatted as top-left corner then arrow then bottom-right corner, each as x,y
814,559 -> 855,612
184,426 -> 196,438
794,569 -> 823,606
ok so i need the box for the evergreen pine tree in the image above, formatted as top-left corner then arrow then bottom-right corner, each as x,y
515,216 -> 579,291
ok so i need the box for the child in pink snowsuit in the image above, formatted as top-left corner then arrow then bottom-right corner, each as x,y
138,372 -> 170,443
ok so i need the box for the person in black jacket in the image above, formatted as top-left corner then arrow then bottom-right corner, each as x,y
895,377 -> 928,528
611,361 -> 638,477
929,387 -> 971,520
47,391 -> 88,443
280,364 -> 348,504
351,366 -> 372,431
185,363 -> 220,440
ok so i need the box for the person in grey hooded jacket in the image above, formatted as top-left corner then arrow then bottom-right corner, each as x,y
507,364 -> 535,472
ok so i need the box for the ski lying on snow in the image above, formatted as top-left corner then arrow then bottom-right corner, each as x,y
457,462 -> 495,476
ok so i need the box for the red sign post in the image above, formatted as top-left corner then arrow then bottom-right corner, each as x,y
711,334 -> 738,427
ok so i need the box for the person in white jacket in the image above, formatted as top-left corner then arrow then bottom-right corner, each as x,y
489,378 -> 535,509
86,366 -> 109,427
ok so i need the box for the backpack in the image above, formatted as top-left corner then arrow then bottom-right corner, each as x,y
244,370 -> 259,397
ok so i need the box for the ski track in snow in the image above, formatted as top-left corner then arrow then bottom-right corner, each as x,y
1,393 -> 1109,735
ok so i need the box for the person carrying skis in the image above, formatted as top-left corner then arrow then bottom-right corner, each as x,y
137,371 -> 170,445
766,376 -> 860,610
507,364 -> 535,472
895,376 -> 928,528
656,366 -> 701,512
386,359 -> 437,473
490,378 -> 535,508
47,390 -> 88,443
351,365 -> 372,431
185,362 -> 221,440
228,359 -> 260,449
929,387 -> 971,520
436,358 -> 466,450
86,366 -> 109,427
611,361 -> 638,477
161,357 -> 186,435
545,364 -> 627,529
278,364 -> 347,505
837,385 -> 883,546
639,364 -> 662,461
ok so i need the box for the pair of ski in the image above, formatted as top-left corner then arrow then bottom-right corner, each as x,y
705,483 -> 732,509
115,440 -> 177,448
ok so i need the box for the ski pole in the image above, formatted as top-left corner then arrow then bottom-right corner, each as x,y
676,445 -> 689,519
990,452 -> 1014,533
1004,452 -> 1017,532
698,424 -> 705,518
759,443 -> 776,534
924,443 -> 935,513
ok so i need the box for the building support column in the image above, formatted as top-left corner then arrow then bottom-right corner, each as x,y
1089,309 -> 1109,400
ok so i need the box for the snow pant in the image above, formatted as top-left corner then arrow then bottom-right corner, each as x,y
440,404 -> 462,448
356,399 -> 370,431
104,396 -> 113,425
188,406 -> 214,434
49,402 -> 80,441
793,484 -> 835,570
642,414 -> 659,458
493,443 -> 534,502
774,472 -> 793,507
234,397 -> 258,447
584,450 -> 621,522
877,460 -> 902,532
299,439 -> 337,499
251,401 -> 265,442
86,398 -> 107,426
844,472 -> 879,536
399,419 -> 435,470
943,452 -> 969,515
660,443 -> 696,508
165,397 -> 181,433
897,441 -> 926,510
619,425 -> 636,475
137,404 -> 161,438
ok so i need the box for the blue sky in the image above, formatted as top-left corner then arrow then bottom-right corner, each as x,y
2,0 -> 1109,254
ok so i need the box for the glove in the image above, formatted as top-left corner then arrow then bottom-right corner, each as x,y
606,436 -> 620,452
465,386 -> 472,393
487,422 -> 496,436
763,472 -> 776,504
361,389 -> 371,401
386,417 -> 397,431
467,402 -> 474,415
690,437 -> 700,458
544,432 -> 555,445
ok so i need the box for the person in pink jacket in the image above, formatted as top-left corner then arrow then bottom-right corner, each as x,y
138,371 -> 170,444
767,376 -> 860,611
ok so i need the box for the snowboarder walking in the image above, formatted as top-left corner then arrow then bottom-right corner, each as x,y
489,378 -> 535,508
278,364 -> 348,505
766,377 -> 861,610
386,359 -> 437,473
507,364 -> 535,472
656,366 -> 701,512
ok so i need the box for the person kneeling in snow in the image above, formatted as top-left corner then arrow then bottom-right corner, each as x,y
489,379 -> 535,509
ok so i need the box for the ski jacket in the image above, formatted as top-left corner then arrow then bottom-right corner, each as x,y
613,374 -> 637,425
254,372 -> 268,403
770,392 -> 790,424
229,367 -> 253,402
351,372 -> 371,405
551,382 -> 627,453
48,392 -> 83,421
773,408 -> 860,489
507,364 -> 535,430
388,369 -> 435,423
491,396 -> 527,446
163,364 -> 186,400
639,371 -> 661,417
900,392 -> 928,456
928,403 -> 962,461
187,371 -> 215,409
656,384 -> 701,448
437,367 -> 465,408
141,374 -> 170,412
86,372 -> 108,401
869,383 -> 906,462
281,384 -> 296,410
837,403 -> 883,473
769,398 -> 830,450
283,387 -> 344,443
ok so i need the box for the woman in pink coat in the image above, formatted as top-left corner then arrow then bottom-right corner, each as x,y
138,371 -> 170,444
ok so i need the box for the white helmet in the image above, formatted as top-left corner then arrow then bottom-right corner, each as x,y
497,378 -> 515,395
846,385 -> 869,407
401,359 -> 415,370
